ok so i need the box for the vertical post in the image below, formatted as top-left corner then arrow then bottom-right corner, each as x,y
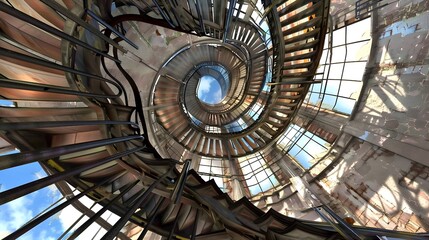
223,0 -> 237,42
0,135 -> 142,171
67,181 -> 139,239
57,202 -> 97,240
170,160 -> 191,204
190,209 -> 200,240
40,0 -> 126,53
167,204 -> 183,240
86,9 -> 139,49
137,198 -> 166,240
100,171 -> 170,240
320,205 -> 362,240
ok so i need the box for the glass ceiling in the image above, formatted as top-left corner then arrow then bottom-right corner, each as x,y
197,16 -> 372,197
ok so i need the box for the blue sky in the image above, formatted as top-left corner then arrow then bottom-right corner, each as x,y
0,16 -> 372,236
0,152 -> 119,239
197,75 -> 223,104
0,161 -> 62,240
0,100 -> 116,239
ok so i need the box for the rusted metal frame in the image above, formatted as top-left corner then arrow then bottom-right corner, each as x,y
170,160 -> 191,204
67,180 -> 140,239
0,47 -> 123,98
0,2 -> 120,63
137,198 -> 166,240
0,146 -> 144,205
85,9 -> 139,49
2,175 -> 116,240
100,170 -> 171,240
39,0 -> 126,53
0,135 -> 143,170
0,120 -> 138,131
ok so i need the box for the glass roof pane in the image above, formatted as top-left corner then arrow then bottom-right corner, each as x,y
333,97 -> 356,114
294,151 -> 313,169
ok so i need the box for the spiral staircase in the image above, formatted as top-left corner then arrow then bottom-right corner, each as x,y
0,0 -> 427,240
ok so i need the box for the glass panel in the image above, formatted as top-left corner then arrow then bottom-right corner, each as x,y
294,151 -> 313,169
333,97 -> 356,114
339,81 -> 362,97
347,18 -> 371,42
331,46 -> 346,63
325,80 -> 341,95
332,27 -> 345,47
342,62 -> 367,80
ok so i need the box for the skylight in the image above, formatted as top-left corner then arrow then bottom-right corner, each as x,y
197,75 -> 226,105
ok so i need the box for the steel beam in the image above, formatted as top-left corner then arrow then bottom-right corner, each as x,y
170,160 -> 190,204
68,181 -> 140,239
0,135 -> 143,170
0,2 -> 120,63
100,171 -> 170,240
40,0 -> 126,53
3,175 -> 117,240
86,9 -> 138,49
0,146 -> 144,205
0,48 -> 123,98
137,198 -> 166,240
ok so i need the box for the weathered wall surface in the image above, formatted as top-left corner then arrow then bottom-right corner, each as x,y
354,10 -> 429,143
318,138 -> 429,232
294,0 -> 429,232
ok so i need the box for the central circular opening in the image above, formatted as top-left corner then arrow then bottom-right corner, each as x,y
197,75 -> 227,105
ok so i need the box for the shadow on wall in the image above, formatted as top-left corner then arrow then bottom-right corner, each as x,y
327,138 -> 429,232
325,4 -> 429,233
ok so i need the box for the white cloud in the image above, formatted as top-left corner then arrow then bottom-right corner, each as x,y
37,230 -> 56,240
34,170 -> 61,200
57,193 -> 120,240
198,76 -> 223,103
198,76 -> 213,95
0,196 -> 34,239
213,88 -> 222,103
